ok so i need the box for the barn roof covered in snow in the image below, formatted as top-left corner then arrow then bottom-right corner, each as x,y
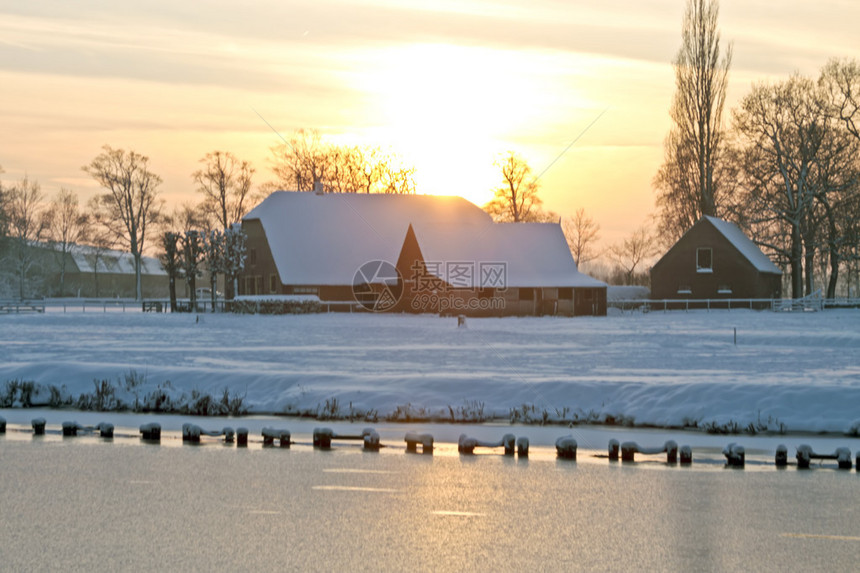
243,191 -> 606,288
702,216 -> 781,274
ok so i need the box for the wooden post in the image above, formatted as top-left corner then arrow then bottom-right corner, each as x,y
458,434 -> 476,454
723,443 -> 745,467
680,445 -> 692,464
139,422 -> 161,441
608,439 -> 619,460
555,436 -> 577,460
0,415 -> 6,433
405,432 -> 419,453
516,437 -> 529,458
665,440 -> 678,464
420,434 -> 434,454
457,314 -> 467,327
363,431 -> 380,451
182,423 -> 201,443
32,417 -> 46,435
223,427 -> 235,443
775,444 -> 788,467
836,448 -> 852,470
313,427 -> 333,449
620,442 -> 637,462
62,421 -> 79,436
279,430 -> 291,448
503,434 -> 515,456
236,427 -> 248,447
796,445 -> 812,469
97,422 -> 114,438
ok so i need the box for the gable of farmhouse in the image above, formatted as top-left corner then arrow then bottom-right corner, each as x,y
240,191 -> 607,316
650,216 -> 782,301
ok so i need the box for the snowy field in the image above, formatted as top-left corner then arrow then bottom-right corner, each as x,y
1,308 -> 859,435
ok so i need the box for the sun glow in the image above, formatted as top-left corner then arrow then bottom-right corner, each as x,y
350,43 -> 590,207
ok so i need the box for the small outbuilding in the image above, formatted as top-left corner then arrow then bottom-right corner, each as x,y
650,216 -> 782,302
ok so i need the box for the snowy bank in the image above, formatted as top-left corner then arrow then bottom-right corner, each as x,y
1,309 -> 859,434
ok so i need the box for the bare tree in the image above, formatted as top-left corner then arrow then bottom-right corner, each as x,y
562,207 -> 601,266
45,188 -> 88,296
267,129 -> 330,192
608,225 -> 659,286
202,229 -> 225,312
83,145 -> 163,301
655,0 -> 732,242
180,230 -> 204,311
192,151 -> 257,230
483,152 -> 545,223
732,75 -> 830,298
83,198 -> 115,298
160,231 -> 182,312
6,176 -> 46,298
820,58 -> 860,141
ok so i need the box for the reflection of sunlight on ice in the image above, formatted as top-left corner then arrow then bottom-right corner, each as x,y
432,510 -> 484,517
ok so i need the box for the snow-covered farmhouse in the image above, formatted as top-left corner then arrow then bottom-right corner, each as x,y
650,216 -> 782,302
238,191 -> 607,316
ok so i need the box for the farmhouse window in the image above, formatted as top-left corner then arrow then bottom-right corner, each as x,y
677,285 -> 692,295
717,285 -> 733,294
696,248 -> 713,272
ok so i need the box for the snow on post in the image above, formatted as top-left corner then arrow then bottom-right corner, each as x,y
236,427 -> 249,447
723,443 -> 745,467
503,434 -> 515,456
404,432 -> 434,454
139,422 -> 161,441
556,436 -> 578,460
516,437 -> 529,457
262,428 -> 291,447
680,445 -> 693,464
62,421 -> 82,436
313,427 -> 333,449
223,427 -> 235,443
836,448 -> 852,470
31,417 -> 46,435
775,444 -> 788,467
182,423 -> 202,443
363,430 -> 381,451
796,444 -> 812,469
96,422 -> 114,438
608,439 -> 620,460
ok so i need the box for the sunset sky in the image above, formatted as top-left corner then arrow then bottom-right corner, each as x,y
1,0 -> 857,246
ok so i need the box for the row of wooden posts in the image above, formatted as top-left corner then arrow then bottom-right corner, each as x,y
3,416 -> 858,470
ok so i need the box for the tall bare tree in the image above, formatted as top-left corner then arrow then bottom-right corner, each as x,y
192,151 -> 256,230
562,207 -> 601,266
45,188 -> 88,296
483,152 -> 545,223
655,0 -> 733,242
6,176 -> 46,298
160,231 -> 182,313
83,145 -> 163,301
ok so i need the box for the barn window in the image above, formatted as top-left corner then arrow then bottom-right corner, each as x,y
677,286 -> 692,295
696,248 -> 713,272
717,285 -> 732,294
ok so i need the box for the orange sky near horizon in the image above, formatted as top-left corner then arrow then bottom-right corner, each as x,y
1,0 -> 858,250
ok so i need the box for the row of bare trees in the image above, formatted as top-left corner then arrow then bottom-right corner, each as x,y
266,129 -> 417,195
656,0 -> 860,298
